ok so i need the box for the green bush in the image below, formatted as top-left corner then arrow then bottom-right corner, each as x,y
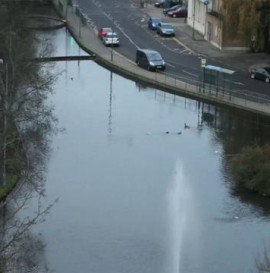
231,145 -> 270,196
0,132 -> 24,201
0,174 -> 19,200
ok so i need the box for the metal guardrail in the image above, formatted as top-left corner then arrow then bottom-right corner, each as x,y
159,70 -> 270,106
30,55 -> 96,62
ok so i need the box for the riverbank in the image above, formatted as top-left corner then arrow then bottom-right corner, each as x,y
0,2 -> 57,202
52,1 -> 270,118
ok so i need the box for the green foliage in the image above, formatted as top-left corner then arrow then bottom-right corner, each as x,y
222,0 -> 269,51
231,145 -> 270,196
0,131 -> 24,200
0,174 -> 19,200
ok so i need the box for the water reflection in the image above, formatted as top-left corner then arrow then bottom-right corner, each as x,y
139,88 -> 270,220
0,5 -> 59,271
10,25 -> 270,273
108,72 -> 113,137
0,192 -> 53,273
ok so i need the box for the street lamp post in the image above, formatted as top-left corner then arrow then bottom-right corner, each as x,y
65,0 -> 68,19
192,0 -> 196,40
0,59 -> 8,187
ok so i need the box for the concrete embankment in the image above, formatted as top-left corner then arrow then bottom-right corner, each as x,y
52,1 -> 270,117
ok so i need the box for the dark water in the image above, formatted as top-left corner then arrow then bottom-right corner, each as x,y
17,29 -> 270,273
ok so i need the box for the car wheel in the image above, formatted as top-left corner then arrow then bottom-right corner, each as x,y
147,65 -> 151,71
250,73 -> 255,79
173,14 -> 176,18
266,77 -> 270,83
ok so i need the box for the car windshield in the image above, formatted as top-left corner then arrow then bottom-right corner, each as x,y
161,24 -> 173,30
152,18 -> 160,23
170,5 -> 180,10
148,52 -> 162,61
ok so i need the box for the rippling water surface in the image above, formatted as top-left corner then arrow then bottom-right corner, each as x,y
21,28 -> 270,273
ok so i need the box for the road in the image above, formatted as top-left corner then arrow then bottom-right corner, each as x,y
76,0 -> 270,97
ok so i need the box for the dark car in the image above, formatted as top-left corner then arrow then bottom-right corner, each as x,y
167,6 -> 188,17
148,17 -> 161,30
136,49 -> 166,71
157,22 -> 175,36
154,0 -> 181,8
163,4 -> 182,15
250,67 -> 270,83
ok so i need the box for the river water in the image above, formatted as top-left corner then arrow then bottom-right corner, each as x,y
18,28 -> 270,273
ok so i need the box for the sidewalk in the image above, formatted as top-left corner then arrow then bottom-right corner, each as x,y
143,4 -> 270,72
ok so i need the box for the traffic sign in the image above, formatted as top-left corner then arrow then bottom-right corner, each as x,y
201,58 -> 206,68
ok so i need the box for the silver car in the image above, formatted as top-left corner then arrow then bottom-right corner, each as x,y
156,22 -> 175,36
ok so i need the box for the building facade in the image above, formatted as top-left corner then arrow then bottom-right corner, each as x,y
188,0 -> 247,50
187,0 -> 208,36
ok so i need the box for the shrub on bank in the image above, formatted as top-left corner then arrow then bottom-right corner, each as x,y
231,145 -> 270,196
0,133 -> 24,201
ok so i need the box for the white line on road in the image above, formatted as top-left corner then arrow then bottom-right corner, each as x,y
182,70 -> 198,78
232,81 -> 245,86
225,79 -> 245,86
166,62 -> 176,68
180,49 -> 189,53
172,37 -> 195,54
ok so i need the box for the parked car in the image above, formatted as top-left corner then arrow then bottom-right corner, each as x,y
157,22 -> 175,36
154,0 -> 182,8
250,67 -> 270,83
136,49 -> 166,71
98,27 -> 112,39
163,4 -> 182,15
167,6 -> 188,17
148,17 -> 161,30
102,32 -> 120,46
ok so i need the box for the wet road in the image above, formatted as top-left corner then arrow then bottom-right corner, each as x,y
22,29 -> 270,273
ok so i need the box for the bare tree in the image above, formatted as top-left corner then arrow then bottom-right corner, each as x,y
0,1 -> 60,272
